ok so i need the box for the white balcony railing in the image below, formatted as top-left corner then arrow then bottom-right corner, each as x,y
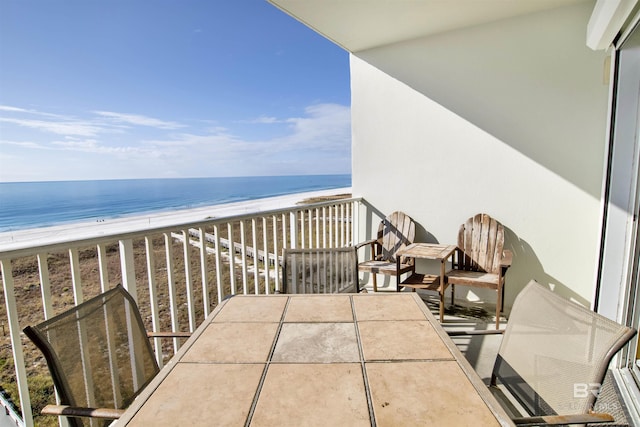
0,197 -> 362,427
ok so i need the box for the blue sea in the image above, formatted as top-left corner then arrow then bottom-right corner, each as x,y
0,175 -> 351,232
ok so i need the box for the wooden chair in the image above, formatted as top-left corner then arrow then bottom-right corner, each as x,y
282,246 -> 359,294
356,211 -> 416,292
23,285 -> 189,426
449,280 -> 636,425
446,213 -> 512,328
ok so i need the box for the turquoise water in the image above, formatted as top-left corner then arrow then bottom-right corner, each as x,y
0,175 -> 351,232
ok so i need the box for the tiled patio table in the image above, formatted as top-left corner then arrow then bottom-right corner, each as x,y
116,293 -> 514,426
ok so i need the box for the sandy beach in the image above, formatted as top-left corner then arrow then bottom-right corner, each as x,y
0,187 -> 352,252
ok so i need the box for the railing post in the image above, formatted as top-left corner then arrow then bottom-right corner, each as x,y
213,224 -> 223,301
181,230 -> 195,332
119,239 -> 137,299
144,237 -> 162,366
322,206 -> 327,248
252,219 -> 259,294
289,211 -> 298,249
1,259 -> 34,427
336,204 -> 341,247
262,217 -> 270,294
69,248 -> 83,305
96,244 -> 110,292
281,213 -> 287,250
199,228 -> 210,317
164,233 -> 181,352
37,253 -> 54,320
119,239 -> 145,393
353,201 -> 360,245
328,206 -> 334,248
300,211 -> 306,249
228,223 -> 237,295
307,210 -> 313,248
315,208 -> 320,249
273,216 -> 281,293
239,221 -> 248,294
38,253 -> 69,427
340,204 -> 347,246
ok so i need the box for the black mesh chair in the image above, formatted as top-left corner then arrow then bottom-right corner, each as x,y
282,247 -> 359,294
23,285 -> 180,426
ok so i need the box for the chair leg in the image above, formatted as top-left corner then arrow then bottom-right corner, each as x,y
372,274 -> 378,292
495,285 -> 503,329
451,284 -> 455,306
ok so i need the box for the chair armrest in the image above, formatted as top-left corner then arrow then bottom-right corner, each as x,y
446,330 -> 505,337
451,247 -> 464,268
354,239 -> 378,250
42,404 -> 125,420
513,412 -> 614,425
147,331 -> 191,338
501,250 -> 513,268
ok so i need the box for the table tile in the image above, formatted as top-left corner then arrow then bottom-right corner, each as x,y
352,294 -> 426,321
358,320 -> 452,361
126,363 -> 264,426
284,295 -> 353,322
182,322 -> 279,363
271,323 -> 359,363
251,363 -> 370,427
214,295 -> 287,322
366,361 -> 501,426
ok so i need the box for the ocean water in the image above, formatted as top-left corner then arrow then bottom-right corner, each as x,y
0,175 -> 351,232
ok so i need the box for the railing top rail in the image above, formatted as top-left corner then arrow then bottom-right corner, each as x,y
0,197 -> 362,259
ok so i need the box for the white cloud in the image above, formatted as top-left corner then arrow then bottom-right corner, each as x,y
93,111 -> 185,129
135,102 -> 351,176
0,117 -> 105,137
0,106 -> 187,143
283,103 -> 351,149
247,116 -> 281,124
52,139 -> 97,149
0,105 -> 71,119
145,103 -> 349,155
0,103 -> 351,180
0,139 -> 49,150
0,105 -> 30,113
50,137 -> 167,158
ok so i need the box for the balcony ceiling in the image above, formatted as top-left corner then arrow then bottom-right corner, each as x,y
268,0 -> 590,52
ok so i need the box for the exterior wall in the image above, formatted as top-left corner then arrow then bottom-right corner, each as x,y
351,2 -> 610,309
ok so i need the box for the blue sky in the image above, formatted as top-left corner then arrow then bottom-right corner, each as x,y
0,0 -> 351,182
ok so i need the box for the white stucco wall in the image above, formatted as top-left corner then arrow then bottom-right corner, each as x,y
351,2 -> 610,309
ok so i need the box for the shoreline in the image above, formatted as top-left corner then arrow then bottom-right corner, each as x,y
0,187 -> 352,251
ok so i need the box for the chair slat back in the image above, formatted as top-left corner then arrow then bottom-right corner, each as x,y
494,280 -> 636,417
457,213 -> 504,273
377,211 -> 416,263
24,285 -> 159,427
283,247 -> 358,294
